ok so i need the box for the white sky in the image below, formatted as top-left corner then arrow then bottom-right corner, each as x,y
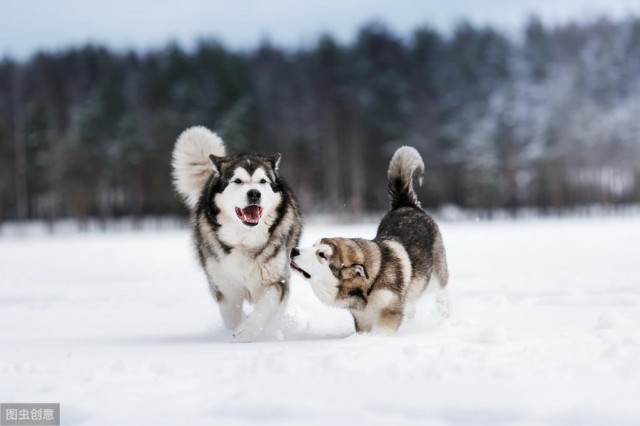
1,0 -> 639,59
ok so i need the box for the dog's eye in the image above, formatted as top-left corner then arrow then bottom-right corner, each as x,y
259,179 -> 267,184
233,179 -> 242,184
318,252 -> 326,259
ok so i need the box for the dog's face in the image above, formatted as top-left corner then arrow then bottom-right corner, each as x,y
210,154 -> 282,228
290,238 -> 369,308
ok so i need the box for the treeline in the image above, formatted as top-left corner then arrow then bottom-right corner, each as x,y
1,16 -> 640,223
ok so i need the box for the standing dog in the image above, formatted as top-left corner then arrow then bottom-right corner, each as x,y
172,126 -> 302,342
290,146 -> 449,334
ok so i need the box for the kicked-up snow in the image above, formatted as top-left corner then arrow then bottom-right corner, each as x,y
1,217 -> 639,425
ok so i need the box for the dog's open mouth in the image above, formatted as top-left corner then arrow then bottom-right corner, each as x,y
235,205 -> 263,226
290,260 -> 311,279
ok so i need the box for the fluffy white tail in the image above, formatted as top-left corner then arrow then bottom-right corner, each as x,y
387,146 -> 425,209
171,126 -> 226,208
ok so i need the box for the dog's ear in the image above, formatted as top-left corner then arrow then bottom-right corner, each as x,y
268,153 -> 281,173
209,154 -> 226,175
341,264 -> 368,280
353,264 -> 368,279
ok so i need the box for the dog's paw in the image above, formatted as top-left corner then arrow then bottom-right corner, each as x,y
231,326 -> 260,343
231,332 -> 255,343
406,307 -> 417,320
231,333 -> 249,343
371,326 -> 397,336
436,290 -> 451,320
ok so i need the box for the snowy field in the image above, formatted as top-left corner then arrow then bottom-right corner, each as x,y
1,217 -> 640,425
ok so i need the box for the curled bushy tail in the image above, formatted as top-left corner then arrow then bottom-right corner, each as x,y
387,146 -> 425,209
172,126 -> 226,208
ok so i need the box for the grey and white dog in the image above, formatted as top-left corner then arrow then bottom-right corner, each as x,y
290,146 -> 449,334
172,126 -> 302,342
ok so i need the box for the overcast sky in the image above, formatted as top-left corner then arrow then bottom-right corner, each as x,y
1,0 -> 639,59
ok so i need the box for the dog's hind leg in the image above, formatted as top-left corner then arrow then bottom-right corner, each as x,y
232,281 -> 288,343
436,287 -> 451,319
405,305 -> 417,320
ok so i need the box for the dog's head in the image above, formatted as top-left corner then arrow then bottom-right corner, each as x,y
209,153 -> 282,228
290,238 -> 372,309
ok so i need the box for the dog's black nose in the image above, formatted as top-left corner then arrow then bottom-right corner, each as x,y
247,189 -> 261,204
290,248 -> 300,258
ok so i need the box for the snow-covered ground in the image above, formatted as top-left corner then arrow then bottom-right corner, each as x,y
1,217 -> 639,425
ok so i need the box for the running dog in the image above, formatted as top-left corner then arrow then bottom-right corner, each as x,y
172,126 -> 302,342
290,146 -> 449,334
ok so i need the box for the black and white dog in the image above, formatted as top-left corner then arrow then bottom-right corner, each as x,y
172,126 -> 302,342
290,147 -> 449,334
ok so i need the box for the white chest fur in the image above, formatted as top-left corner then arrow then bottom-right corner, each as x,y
205,247 -> 288,302
216,215 -> 270,249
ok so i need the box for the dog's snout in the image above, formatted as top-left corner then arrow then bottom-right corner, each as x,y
290,248 -> 300,258
247,189 -> 261,204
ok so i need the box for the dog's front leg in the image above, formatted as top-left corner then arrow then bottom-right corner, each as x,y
206,273 -> 245,331
232,281 -> 287,343
373,308 -> 403,334
351,310 -> 374,333
218,292 -> 245,331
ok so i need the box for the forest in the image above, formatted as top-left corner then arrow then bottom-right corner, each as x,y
1,16 -> 639,224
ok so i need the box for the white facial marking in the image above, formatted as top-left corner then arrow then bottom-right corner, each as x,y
291,243 -> 341,306
216,166 -> 279,227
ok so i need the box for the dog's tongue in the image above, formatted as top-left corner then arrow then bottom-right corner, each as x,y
237,205 -> 263,224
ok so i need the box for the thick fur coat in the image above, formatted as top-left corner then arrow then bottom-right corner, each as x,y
291,146 -> 449,333
172,126 -> 302,342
